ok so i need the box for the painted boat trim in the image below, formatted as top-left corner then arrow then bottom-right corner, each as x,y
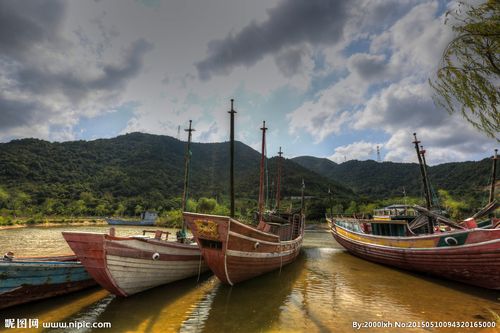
226,248 -> 297,258
334,226 -> 500,251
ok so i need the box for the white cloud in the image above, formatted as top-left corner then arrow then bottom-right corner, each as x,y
328,141 -> 382,163
290,0 -> 496,164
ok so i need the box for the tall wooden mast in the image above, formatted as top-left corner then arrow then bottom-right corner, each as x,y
413,133 -> 433,233
489,149 -> 498,203
276,146 -> 283,211
228,99 -> 237,218
181,120 -> 195,233
259,121 -> 267,220
301,179 -> 305,213
328,186 -> 333,219
420,144 -> 433,207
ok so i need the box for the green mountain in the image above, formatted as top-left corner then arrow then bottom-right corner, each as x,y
292,156 -> 495,205
0,133 -> 353,217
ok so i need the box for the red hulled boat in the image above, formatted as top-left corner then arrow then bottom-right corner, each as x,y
63,120 -> 209,296
63,229 -> 208,296
328,217 -> 500,289
184,102 -> 305,285
327,136 -> 499,289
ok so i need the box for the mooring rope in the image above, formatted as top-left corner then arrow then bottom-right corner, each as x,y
197,251 -> 203,282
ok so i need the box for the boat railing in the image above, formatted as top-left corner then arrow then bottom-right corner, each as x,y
142,230 -> 171,240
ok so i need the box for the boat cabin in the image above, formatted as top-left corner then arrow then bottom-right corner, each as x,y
141,211 -> 158,222
373,205 -> 416,222
369,219 -> 407,236
336,218 -> 408,237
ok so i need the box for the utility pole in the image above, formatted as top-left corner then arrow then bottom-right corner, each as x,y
377,145 -> 381,163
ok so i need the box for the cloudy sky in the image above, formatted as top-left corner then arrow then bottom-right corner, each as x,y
0,0 -> 496,165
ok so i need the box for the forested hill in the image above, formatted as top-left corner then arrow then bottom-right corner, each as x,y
292,156 -> 495,204
0,133 -> 353,216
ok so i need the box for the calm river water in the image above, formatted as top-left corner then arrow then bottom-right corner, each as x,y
0,225 -> 499,333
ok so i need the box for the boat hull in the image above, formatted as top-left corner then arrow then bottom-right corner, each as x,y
329,219 -> 500,289
183,212 -> 303,285
62,232 -> 208,296
105,218 -> 155,226
0,255 -> 96,309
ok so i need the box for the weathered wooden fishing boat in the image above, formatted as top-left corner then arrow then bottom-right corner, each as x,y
328,216 -> 500,289
63,229 -> 208,296
0,254 -> 96,309
327,137 -> 500,289
183,211 -> 304,286
184,106 -> 305,285
64,120 -> 208,296
106,211 -> 157,226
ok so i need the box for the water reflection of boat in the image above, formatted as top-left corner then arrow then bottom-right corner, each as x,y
63,229 -> 208,296
0,254 -> 96,309
89,275 -> 216,333
299,247 -> 500,331
185,252 -> 306,332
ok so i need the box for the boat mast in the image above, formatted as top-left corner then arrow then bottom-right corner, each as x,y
276,146 -> 283,211
181,120 -> 195,232
413,133 -> 433,233
228,99 -> 237,218
259,121 -> 267,220
420,144 -> 435,207
328,186 -> 333,219
489,149 -> 498,203
301,179 -> 305,213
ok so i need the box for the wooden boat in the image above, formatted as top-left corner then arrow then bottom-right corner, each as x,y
0,254 -> 96,309
327,216 -> 500,289
327,138 -> 500,289
183,211 -> 304,285
62,229 -> 208,296
64,121 -> 209,296
106,211 -> 157,226
183,109 -> 305,285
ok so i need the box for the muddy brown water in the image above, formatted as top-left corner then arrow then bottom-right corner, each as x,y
0,226 -> 498,332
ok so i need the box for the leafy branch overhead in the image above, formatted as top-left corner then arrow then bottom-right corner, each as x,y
430,0 -> 499,140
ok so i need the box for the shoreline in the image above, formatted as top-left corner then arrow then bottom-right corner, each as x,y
0,219 -> 108,230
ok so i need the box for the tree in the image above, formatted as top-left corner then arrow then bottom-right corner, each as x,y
430,0 -> 499,139
0,187 -> 9,209
134,204 -> 144,216
345,201 -> 359,214
115,203 -> 126,217
67,200 -> 86,216
95,203 -> 108,217
197,197 -> 217,213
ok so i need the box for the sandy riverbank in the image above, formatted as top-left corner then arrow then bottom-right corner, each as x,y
0,219 -> 108,230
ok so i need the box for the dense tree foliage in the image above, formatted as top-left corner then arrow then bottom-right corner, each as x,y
0,133 -> 352,223
0,133 -> 494,224
430,0 -> 499,139
293,155 -> 497,215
